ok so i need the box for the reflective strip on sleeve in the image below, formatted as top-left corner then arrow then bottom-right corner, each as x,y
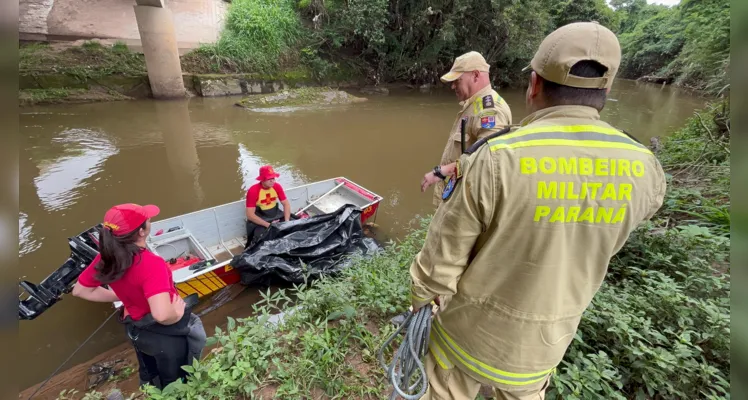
488,125 -> 652,154
431,321 -> 554,386
411,289 -> 433,304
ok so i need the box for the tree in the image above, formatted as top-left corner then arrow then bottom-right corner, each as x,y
552,0 -> 620,32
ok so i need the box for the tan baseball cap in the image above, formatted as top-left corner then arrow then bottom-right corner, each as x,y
522,22 -> 621,89
440,51 -> 491,83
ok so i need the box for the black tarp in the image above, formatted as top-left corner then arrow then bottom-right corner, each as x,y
229,204 -> 381,286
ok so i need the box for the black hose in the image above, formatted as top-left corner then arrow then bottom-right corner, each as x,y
378,306 -> 432,400
27,309 -> 119,399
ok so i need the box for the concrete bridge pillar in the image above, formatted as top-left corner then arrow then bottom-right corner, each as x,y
134,0 -> 186,99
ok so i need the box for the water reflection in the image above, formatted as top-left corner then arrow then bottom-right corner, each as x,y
236,143 -> 308,195
156,100 -> 205,209
19,211 -> 42,256
603,80 -> 707,143
34,129 -> 118,212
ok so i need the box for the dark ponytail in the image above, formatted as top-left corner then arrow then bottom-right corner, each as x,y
95,221 -> 147,284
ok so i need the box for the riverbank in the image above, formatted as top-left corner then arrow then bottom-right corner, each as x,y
18,0 -> 728,106
40,99 -> 729,400
18,40 -> 369,106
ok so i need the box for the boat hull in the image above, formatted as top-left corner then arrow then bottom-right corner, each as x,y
19,177 -> 383,319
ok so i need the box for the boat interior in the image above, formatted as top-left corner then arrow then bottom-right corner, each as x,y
145,177 -> 381,284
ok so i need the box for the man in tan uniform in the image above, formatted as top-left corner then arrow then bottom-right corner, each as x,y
411,22 -> 667,400
422,51 -> 513,206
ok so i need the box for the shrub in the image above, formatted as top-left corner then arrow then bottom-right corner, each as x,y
188,0 -> 303,73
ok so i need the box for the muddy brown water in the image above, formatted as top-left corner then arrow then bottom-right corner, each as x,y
18,80 -> 708,392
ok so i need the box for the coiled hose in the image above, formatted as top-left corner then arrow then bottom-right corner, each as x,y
378,306 -> 433,400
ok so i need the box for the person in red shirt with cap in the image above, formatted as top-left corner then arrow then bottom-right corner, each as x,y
245,165 -> 292,247
72,203 -> 206,389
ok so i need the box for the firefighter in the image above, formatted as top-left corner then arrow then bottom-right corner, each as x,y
412,22 -> 668,400
421,51 -> 513,207
245,165 -> 292,248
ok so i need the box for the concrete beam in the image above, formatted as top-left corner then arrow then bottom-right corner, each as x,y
134,5 -> 186,98
134,0 -> 165,8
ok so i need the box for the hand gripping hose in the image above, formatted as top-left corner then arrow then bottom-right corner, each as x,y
378,306 -> 433,400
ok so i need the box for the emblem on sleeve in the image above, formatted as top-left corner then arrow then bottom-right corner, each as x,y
481,115 -> 496,129
482,95 -> 494,109
442,175 -> 458,201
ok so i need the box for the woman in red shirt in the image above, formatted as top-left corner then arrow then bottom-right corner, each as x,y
72,203 -> 204,389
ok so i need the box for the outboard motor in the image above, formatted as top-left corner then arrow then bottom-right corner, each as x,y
18,225 -> 101,320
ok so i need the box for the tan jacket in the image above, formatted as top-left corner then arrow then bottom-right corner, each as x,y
433,85 -> 512,205
411,105 -> 667,390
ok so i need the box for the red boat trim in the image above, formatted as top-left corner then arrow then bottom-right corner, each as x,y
336,178 -> 377,201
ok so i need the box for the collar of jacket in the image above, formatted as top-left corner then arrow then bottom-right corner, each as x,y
519,105 -> 601,126
459,84 -> 494,112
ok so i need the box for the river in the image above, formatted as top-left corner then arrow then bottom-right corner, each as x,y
18,79 -> 708,391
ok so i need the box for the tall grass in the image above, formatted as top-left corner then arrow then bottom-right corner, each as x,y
187,0 -> 303,73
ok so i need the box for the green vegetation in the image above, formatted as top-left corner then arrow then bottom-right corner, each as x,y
137,218 -> 426,399
68,100 -> 730,399
19,87 -> 133,106
19,41 -> 146,105
614,0 -> 730,95
19,88 -> 79,105
181,0 -> 303,74
236,86 -> 367,108
20,41 -> 146,81
180,0 -> 729,92
20,0 -> 729,95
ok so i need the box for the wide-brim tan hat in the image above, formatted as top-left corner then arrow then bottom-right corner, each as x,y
441,51 -> 491,83
522,21 -> 621,89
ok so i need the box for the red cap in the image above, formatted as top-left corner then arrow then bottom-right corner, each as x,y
103,203 -> 160,236
256,165 -> 280,181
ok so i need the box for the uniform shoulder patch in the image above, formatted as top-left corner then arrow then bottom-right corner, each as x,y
482,95 -> 494,109
442,174 -> 458,201
480,115 -> 496,129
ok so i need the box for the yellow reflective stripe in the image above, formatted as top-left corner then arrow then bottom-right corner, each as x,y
490,124 -> 633,143
428,334 -> 453,369
432,321 -> 554,385
490,139 -> 652,154
411,291 -> 432,302
490,130 -> 645,148
433,322 -> 554,379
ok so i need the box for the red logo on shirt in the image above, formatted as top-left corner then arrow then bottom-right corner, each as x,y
260,192 -> 277,206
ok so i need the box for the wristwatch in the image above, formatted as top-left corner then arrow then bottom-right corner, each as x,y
433,165 -> 446,180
